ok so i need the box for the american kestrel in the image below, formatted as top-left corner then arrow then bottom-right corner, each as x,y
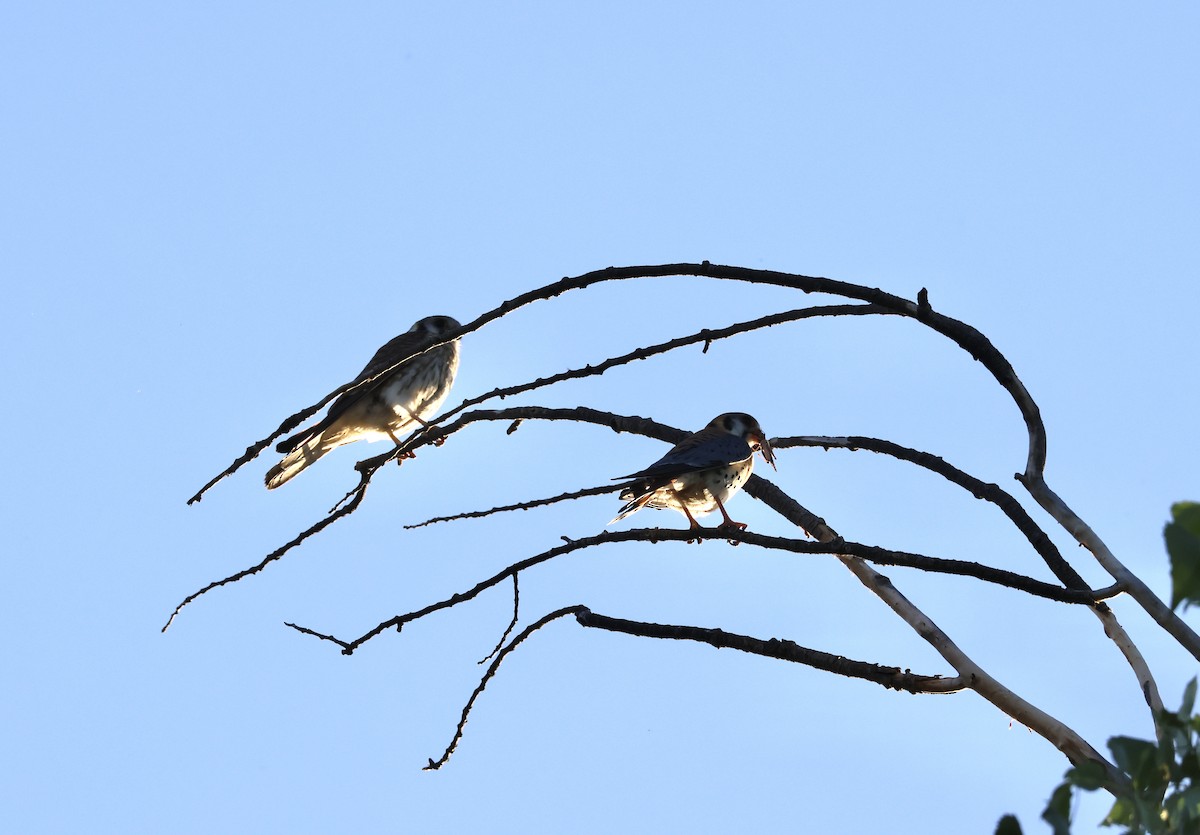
610,412 -> 776,530
265,315 -> 462,489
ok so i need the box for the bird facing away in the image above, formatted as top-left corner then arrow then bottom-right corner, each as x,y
610,412 -> 776,530
265,315 -> 462,489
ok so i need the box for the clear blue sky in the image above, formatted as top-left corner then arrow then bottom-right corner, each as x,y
3,3 -> 1197,832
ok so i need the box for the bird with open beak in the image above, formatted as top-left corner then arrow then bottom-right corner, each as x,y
609,412 -> 776,530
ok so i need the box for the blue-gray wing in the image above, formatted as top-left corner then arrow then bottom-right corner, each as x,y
616,433 -> 752,484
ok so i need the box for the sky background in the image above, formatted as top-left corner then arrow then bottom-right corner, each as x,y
3,3 -> 1198,833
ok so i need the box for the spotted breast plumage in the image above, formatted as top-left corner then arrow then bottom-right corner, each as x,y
609,412 -> 776,530
265,315 -> 461,489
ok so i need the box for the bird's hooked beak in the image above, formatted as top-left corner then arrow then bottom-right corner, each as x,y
750,432 -> 776,471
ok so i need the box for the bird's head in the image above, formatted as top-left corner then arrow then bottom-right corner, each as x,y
714,412 -> 776,470
411,315 -> 462,337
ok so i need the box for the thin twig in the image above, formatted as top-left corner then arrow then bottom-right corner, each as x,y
429,603 -> 965,768
573,608 -> 963,694
284,526 -> 1113,656
405,485 -> 622,529
426,606 -> 580,770
169,408 -> 680,631
186,298 -> 878,505
164,472 -> 372,632
479,575 -> 520,665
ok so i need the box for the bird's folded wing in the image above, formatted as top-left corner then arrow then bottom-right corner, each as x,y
322,329 -> 428,423
614,435 -> 753,482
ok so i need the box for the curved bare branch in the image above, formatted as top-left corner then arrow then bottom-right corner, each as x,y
572,608 -> 964,694
778,435 -> 1166,720
479,574 -> 520,665
186,298 -> 882,505
426,604 -> 964,768
751,479 -> 1130,794
188,262 -> 1194,668
426,606 -> 580,770
284,525 -> 1112,656
775,436 -> 1088,589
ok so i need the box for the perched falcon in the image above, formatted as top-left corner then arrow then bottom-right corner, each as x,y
610,412 -> 776,530
265,315 -> 461,489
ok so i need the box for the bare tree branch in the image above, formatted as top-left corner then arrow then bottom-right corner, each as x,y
188,262 -> 1195,666
572,607 -> 963,694
284,526 -> 1114,657
424,303 -> 894,435
171,407 -> 688,630
774,435 -> 1088,589
404,485 -> 622,529
778,435 -> 1166,721
171,404 -> 1123,633
178,262 -> 1176,796
426,606 -> 580,770
1020,473 -> 1200,662
749,478 -> 1131,794
479,574 -> 520,665
164,473 -> 372,632
427,603 -> 965,768
185,297 -> 882,505
467,262 -> 1200,662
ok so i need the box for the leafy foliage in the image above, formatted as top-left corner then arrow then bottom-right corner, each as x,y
999,679 -> 1200,835
1166,503 -> 1200,611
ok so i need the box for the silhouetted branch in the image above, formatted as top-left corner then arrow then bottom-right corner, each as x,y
424,303 -> 894,435
479,574 -> 520,665
452,263 -> 1196,662
164,473 -> 372,632
284,526 -> 1115,656
404,485 -> 622,529
747,472 -> 1130,794
427,603 -> 964,768
282,619 -> 350,652
180,261 -> 1172,794
426,606 -> 580,770
1020,472 -> 1200,664
572,608 -> 963,693
184,319 -> 470,505
170,407 -> 686,630
187,258 -> 1018,509
776,434 -> 1165,720
775,435 -> 1089,590
186,297 -> 881,505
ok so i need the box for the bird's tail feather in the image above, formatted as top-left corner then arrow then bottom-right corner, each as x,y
265,431 -> 338,489
608,488 -> 654,526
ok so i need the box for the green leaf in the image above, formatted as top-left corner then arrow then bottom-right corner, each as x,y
1066,760 -> 1109,791
994,813 -> 1024,835
1166,784 -> 1200,827
1166,502 -> 1200,610
1180,748 -> 1200,783
1110,736 -> 1168,793
1180,677 -> 1198,721
1042,782 -> 1074,835
1101,795 -> 1134,827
